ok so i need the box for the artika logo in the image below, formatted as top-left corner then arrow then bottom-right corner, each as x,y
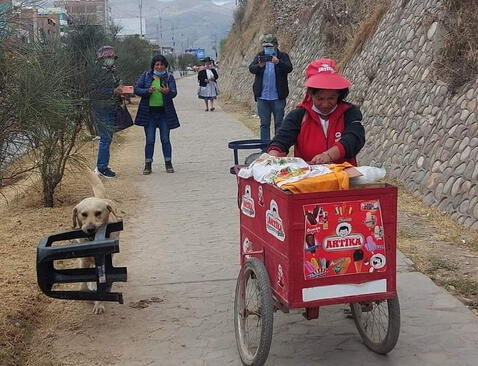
266,200 -> 285,241
324,234 -> 364,251
318,64 -> 335,73
241,185 -> 255,218
324,223 -> 364,251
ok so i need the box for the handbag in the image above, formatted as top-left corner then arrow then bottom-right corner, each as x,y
115,100 -> 133,132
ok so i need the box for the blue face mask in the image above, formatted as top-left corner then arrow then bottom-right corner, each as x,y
264,47 -> 275,56
153,70 -> 167,76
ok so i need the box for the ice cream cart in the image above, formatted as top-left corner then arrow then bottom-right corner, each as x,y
229,141 -> 400,366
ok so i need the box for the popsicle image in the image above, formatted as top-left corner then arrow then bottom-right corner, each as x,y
304,261 -> 315,275
353,249 -> 364,272
310,257 -> 320,271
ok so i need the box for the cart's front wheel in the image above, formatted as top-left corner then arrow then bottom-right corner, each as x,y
350,296 -> 400,354
234,257 -> 273,366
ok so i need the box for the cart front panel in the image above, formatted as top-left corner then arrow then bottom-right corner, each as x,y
238,177 -> 397,309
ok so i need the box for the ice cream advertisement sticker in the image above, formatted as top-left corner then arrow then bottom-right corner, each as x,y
303,200 -> 386,279
241,185 -> 255,218
266,200 -> 285,241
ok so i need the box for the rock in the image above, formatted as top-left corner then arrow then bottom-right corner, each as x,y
427,22 -> 438,39
451,178 -> 463,196
456,163 -> 466,175
474,203 -> 478,219
434,183 -> 444,199
461,146 -> 472,160
417,156 -> 425,168
461,109 -> 470,121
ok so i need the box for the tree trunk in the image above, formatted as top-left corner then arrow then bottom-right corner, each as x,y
42,179 -> 55,207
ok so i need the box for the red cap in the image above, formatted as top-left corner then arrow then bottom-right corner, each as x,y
304,58 -> 351,89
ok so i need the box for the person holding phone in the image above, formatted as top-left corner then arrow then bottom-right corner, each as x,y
134,55 -> 180,175
249,34 -> 293,142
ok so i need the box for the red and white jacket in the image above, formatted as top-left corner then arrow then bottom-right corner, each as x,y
267,99 -> 365,166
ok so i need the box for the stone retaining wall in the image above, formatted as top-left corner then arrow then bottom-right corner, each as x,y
220,0 -> 478,228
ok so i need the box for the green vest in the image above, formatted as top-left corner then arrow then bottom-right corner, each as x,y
149,79 -> 164,107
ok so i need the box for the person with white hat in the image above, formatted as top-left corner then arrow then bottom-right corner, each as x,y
249,34 -> 293,142
267,58 -> 365,166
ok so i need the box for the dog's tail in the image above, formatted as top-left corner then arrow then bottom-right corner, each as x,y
85,168 -> 107,199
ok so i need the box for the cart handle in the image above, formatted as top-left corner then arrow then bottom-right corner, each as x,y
228,139 -> 270,165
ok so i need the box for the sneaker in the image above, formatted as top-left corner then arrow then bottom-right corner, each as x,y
95,167 -> 117,178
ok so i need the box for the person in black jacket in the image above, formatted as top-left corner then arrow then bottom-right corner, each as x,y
197,57 -> 219,111
249,34 -> 293,141
91,45 -> 123,178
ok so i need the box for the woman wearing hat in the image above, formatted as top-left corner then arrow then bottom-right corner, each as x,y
267,58 -> 365,165
197,57 -> 219,111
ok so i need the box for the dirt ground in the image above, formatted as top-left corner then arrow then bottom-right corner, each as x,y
0,98 -> 477,365
0,102 -> 145,366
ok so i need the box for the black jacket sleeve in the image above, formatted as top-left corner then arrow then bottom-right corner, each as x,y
249,54 -> 262,74
268,108 -> 306,154
276,52 -> 293,74
341,105 -> 365,158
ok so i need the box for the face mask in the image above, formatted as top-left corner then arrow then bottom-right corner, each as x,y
264,47 -> 275,56
312,104 -> 338,117
103,58 -> 115,67
153,70 -> 167,76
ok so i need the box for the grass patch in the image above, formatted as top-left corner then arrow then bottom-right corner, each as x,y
435,0 -> 478,93
426,256 -> 459,273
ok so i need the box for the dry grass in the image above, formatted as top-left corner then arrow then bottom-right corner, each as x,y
435,0 -> 478,92
313,0 -> 391,71
338,0 -> 391,70
0,102 -> 140,365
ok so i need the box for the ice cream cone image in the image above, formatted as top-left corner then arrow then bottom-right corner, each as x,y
354,261 -> 363,272
353,249 -> 364,273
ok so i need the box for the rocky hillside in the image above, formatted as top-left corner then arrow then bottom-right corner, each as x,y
220,0 -> 478,229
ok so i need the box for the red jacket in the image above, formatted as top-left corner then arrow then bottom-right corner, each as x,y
268,98 -> 365,165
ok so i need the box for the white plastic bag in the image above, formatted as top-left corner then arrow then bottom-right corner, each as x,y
350,166 -> 386,184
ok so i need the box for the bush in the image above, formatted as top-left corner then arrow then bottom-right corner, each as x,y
233,0 -> 248,26
113,35 -> 152,85
435,0 -> 478,92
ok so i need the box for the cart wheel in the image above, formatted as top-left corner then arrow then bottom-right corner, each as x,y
234,258 -> 273,366
350,296 -> 400,354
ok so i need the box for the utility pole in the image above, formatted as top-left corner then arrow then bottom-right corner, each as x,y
139,0 -> 143,39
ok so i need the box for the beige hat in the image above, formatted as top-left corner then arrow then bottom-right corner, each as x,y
260,34 -> 278,47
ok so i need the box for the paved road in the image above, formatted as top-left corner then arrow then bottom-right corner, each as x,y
53,76 -> 478,366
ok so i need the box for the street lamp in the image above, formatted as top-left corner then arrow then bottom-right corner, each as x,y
139,0 -> 143,38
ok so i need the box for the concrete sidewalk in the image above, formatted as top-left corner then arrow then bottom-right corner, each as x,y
53,76 -> 478,366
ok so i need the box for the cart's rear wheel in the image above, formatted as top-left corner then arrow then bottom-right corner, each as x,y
350,296 -> 400,354
234,257 -> 273,366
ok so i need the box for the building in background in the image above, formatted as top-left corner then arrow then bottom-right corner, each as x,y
38,8 -> 69,37
53,0 -> 109,26
0,0 -> 12,37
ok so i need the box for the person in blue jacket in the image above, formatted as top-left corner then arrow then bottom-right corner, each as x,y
134,55 -> 180,174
